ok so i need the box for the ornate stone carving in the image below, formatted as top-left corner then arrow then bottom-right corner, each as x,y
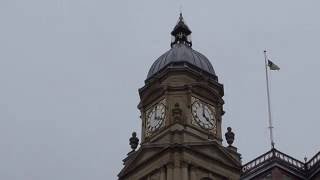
129,132 -> 139,152
172,103 -> 183,122
225,127 -> 235,146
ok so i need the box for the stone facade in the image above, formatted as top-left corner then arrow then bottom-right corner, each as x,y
118,69 -> 242,180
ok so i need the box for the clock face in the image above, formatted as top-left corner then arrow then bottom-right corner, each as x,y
145,99 -> 166,136
191,97 -> 216,130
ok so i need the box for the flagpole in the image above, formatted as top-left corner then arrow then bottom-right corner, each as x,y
264,50 -> 275,149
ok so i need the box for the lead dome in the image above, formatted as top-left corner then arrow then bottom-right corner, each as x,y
146,14 -> 216,80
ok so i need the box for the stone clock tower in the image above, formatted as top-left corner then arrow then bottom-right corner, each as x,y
118,14 -> 242,180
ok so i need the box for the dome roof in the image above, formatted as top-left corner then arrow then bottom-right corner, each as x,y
147,44 -> 216,79
146,14 -> 216,80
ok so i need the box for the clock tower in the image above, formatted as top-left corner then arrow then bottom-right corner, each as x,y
118,14 -> 242,180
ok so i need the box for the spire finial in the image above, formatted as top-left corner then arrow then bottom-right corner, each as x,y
170,13 -> 192,47
178,11 -> 184,23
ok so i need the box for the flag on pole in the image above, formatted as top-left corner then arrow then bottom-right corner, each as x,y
267,60 -> 280,70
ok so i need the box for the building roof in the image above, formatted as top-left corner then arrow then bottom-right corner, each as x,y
147,43 -> 216,79
241,148 -> 320,179
146,14 -> 216,80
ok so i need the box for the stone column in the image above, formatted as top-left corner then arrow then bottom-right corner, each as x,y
173,165 -> 180,180
173,152 -> 181,180
160,167 -> 166,180
166,164 -> 174,180
181,162 -> 189,180
190,166 -> 197,180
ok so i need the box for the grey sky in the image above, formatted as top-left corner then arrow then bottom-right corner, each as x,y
1,0 -> 320,180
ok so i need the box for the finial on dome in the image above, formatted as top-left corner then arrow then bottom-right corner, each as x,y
170,13 -> 192,47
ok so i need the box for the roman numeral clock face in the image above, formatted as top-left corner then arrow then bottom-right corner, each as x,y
191,97 -> 217,133
145,99 -> 166,137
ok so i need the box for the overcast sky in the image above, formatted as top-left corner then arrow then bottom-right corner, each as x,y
1,0 -> 320,180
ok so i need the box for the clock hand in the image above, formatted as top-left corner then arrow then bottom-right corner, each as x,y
204,116 -> 214,126
204,116 -> 213,123
202,104 -> 205,117
155,106 -> 158,119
